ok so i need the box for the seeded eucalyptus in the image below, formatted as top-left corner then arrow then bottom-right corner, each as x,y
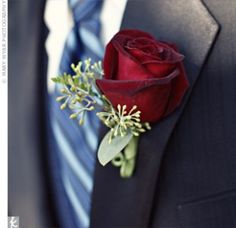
97,103 -> 151,142
52,59 -> 151,178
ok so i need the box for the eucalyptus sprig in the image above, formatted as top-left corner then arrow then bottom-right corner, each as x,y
96,103 -> 151,177
52,59 -> 103,125
97,104 -> 151,143
52,59 -> 151,178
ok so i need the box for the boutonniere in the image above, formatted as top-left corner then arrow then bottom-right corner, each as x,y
52,29 -> 189,178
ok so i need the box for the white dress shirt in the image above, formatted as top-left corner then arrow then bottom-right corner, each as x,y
44,0 -> 127,93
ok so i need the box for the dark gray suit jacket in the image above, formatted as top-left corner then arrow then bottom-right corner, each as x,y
8,0 -> 57,227
9,0 -> 236,227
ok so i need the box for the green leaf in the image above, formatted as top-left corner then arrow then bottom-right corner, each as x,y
98,130 -> 133,166
51,77 -> 61,83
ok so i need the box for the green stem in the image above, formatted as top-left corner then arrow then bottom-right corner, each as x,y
117,136 -> 139,178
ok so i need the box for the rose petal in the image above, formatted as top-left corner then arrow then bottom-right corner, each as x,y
126,46 -> 162,62
164,62 -> 189,115
143,62 -> 176,77
96,69 -> 181,122
103,42 -> 118,79
97,68 -> 179,94
115,49 -> 154,80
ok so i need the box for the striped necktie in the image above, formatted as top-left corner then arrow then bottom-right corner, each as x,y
50,0 -> 103,227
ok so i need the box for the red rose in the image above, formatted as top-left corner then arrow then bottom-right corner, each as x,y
96,29 -> 189,123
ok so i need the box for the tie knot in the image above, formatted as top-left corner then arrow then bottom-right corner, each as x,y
69,0 -> 102,24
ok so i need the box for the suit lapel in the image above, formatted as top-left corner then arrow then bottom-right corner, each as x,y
90,0 -> 219,227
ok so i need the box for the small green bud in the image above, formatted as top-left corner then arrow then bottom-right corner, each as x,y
79,118 -> 84,125
69,113 -> 78,119
132,132 -> 139,137
88,106 -> 95,111
60,88 -> 67,93
145,123 -> 151,130
139,128 -> 145,133
56,96 -> 66,102
71,63 -> 75,69
60,103 -> 67,110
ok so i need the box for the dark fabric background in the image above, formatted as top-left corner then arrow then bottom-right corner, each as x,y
8,0 -> 57,227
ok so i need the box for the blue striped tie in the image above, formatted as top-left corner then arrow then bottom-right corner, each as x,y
50,0 -> 103,227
